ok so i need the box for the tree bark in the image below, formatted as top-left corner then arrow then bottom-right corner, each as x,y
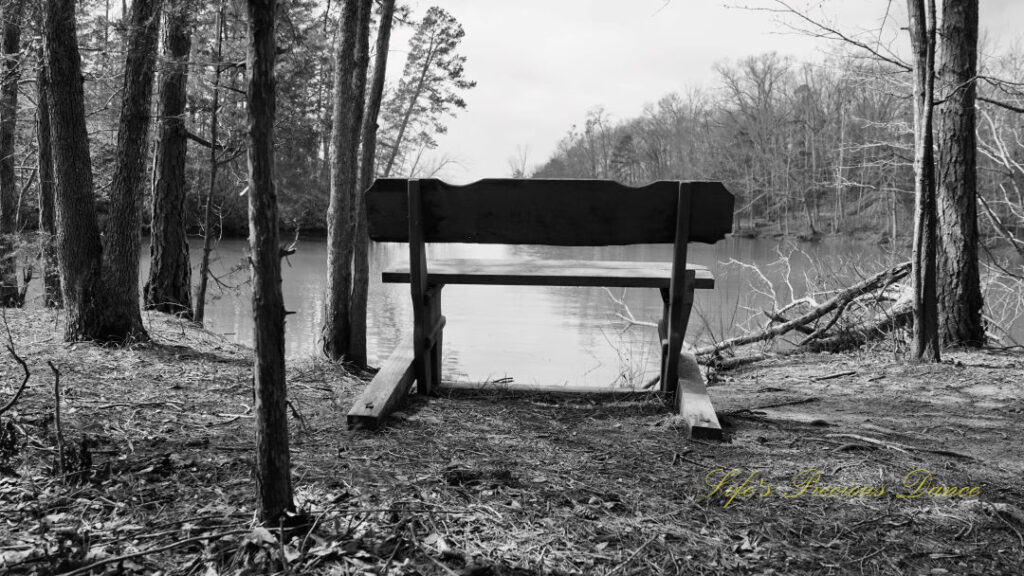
245,0 -> 293,524
145,0 -> 192,318
0,0 -> 26,307
349,0 -> 395,367
36,55 -> 61,308
907,0 -> 941,362
936,0 -> 984,347
44,0 -> 109,341
322,0 -> 371,361
194,4 -> 223,325
100,0 -> 160,341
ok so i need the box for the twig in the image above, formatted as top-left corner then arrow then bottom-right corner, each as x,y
822,433 -> 977,460
0,345 -> 30,415
608,533 -> 659,575
57,529 -> 251,576
763,309 -> 814,335
812,370 -> 857,381
49,361 -> 66,477
1,307 -> 14,348
604,288 -> 658,328
406,525 -> 459,576
982,502 -> 1024,548
672,452 -> 702,466
827,431 -> 907,448
286,400 -> 309,431
754,397 -> 819,410
799,301 -> 850,346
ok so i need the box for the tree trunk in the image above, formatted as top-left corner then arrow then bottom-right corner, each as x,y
0,0 -> 26,307
145,0 -> 192,318
43,0 -> 107,341
349,0 -> 396,367
834,102 -> 845,234
322,0 -> 371,361
194,4 -> 223,325
907,0 -> 941,362
245,0 -> 294,524
936,0 -> 984,347
101,0 -> 160,341
36,55 -> 61,308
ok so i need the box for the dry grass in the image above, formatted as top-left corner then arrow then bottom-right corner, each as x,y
1,306 -> 1023,575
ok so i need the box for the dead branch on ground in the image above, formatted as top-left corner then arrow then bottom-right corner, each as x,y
695,261 -> 911,358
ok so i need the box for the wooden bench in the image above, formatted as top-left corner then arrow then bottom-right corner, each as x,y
347,178 -> 734,437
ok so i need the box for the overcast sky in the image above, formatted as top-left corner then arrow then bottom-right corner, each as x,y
385,0 -> 1024,183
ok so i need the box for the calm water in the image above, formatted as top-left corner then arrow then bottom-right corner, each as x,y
138,237 -> 1021,388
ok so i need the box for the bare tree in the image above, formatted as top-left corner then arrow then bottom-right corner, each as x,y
245,0 -> 294,523
907,0 -> 941,361
194,3 -> 224,325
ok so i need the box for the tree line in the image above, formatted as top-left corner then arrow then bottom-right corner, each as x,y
533,0 -> 1019,356
533,49 -> 1022,248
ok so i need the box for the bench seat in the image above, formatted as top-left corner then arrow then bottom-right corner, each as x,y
382,258 -> 715,289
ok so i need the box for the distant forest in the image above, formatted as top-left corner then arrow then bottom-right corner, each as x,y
531,50 -> 1024,240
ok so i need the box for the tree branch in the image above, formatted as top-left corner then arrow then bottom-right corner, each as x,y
186,130 -> 224,150
979,96 -> 1024,114
0,345 -> 30,416
756,0 -> 912,72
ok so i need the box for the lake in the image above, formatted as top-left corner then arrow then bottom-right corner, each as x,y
140,237 -> 1022,388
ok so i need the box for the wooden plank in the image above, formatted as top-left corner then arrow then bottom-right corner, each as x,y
383,259 -> 715,289
366,178 -> 734,246
438,381 -> 657,394
347,334 -> 416,430
662,184 -> 692,399
676,350 -> 722,440
408,180 -> 436,396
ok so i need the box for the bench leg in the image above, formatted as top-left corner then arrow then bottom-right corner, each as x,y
658,304 -> 668,393
429,285 -> 444,389
660,271 -> 695,402
414,284 -> 444,395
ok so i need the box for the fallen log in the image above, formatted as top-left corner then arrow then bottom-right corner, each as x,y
695,261 -> 911,358
764,310 -> 815,334
702,348 -> 804,370
803,297 -> 913,352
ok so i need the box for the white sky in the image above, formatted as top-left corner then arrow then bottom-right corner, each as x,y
385,0 -> 1024,183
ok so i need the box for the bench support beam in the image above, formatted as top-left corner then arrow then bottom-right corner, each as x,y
346,334 -> 416,430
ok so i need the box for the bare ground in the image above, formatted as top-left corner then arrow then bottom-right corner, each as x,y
1,306 -> 1023,575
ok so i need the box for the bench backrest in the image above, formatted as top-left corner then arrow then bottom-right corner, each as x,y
366,178 -> 734,246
